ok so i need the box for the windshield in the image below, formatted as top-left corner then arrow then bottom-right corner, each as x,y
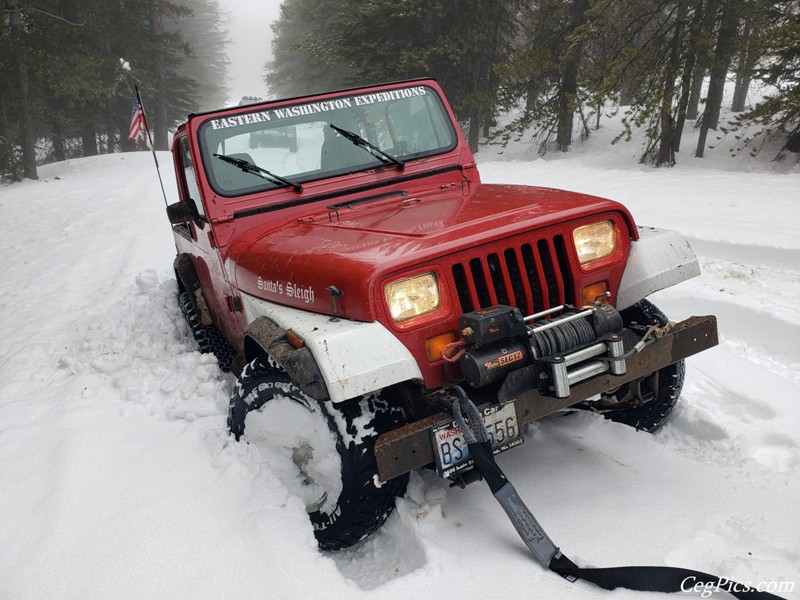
198,84 -> 457,197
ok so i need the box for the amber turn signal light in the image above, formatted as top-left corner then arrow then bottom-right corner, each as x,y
425,332 -> 457,362
285,328 -> 306,349
581,281 -> 608,306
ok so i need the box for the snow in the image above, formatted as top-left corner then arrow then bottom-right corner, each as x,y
244,390 -> 344,515
1,129 -> 799,599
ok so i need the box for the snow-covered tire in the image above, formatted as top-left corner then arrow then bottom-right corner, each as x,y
228,355 -> 409,551
587,299 -> 685,432
178,290 -> 236,372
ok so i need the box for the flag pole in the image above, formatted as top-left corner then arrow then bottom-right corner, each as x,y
135,85 -> 169,208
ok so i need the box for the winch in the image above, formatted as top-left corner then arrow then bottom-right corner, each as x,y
456,299 -> 629,398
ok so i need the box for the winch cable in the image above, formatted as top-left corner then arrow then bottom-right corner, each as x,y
450,386 -> 786,600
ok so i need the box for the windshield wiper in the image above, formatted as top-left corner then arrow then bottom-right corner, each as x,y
213,153 -> 302,192
329,124 -> 405,170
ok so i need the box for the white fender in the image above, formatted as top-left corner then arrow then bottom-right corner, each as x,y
240,293 -> 423,403
616,226 -> 701,310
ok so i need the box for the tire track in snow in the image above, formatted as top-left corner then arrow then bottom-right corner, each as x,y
656,246 -> 800,380
652,245 -> 800,479
666,295 -> 800,378
685,236 -> 800,271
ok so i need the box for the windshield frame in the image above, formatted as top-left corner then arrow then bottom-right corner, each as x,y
196,83 -> 458,199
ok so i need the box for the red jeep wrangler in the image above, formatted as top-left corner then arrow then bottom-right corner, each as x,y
166,79 -> 718,551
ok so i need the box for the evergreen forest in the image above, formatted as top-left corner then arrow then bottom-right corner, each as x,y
1,0 -> 229,181
2,0 -> 798,182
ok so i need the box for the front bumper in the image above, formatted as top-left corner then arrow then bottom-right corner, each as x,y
375,314 -> 718,482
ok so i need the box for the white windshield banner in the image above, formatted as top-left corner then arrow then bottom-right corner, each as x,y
208,86 -> 428,131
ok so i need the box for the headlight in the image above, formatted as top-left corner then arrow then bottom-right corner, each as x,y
573,221 -> 616,265
385,272 -> 440,322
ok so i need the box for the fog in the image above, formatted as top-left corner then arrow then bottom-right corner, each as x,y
218,0 -> 284,105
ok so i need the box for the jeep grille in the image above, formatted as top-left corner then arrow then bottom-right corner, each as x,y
450,234 -> 574,316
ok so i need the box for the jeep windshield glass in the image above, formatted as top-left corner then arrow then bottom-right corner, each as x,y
198,84 -> 457,197
213,152 -> 302,192
328,124 -> 405,170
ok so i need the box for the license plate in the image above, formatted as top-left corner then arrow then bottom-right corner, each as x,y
431,401 -> 524,478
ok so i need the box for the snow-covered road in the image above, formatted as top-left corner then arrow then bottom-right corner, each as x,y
1,150 -> 798,599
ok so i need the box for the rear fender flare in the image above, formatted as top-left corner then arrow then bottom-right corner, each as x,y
173,254 -> 213,326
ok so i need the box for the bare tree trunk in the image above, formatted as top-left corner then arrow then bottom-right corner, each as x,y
674,1 -> 707,152
556,0 -> 588,152
696,0 -> 738,157
525,78 -> 538,113
731,71 -> 751,113
81,125 -> 98,156
673,66 -> 694,153
731,1 -> 756,113
556,63 -> 578,152
687,0 -> 720,121
51,126 -> 66,162
653,0 -> 688,166
9,0 -> 38,180
524,0 -> 550,114
686,63 -> 705,120
483,116 -> 492,139
787,126 -> 800,153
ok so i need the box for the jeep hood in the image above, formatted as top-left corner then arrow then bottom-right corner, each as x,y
230,184 -> 635,320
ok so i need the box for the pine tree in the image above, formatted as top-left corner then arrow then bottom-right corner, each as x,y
731,0 -> 768,113
170,0 -> 230,111
0,0 -> 228,171
266,0 -> 355,98
565,0 -> 693,165
4,0 -> 42,180
695,0 -> 741,157
731,0 -> 800,155
266,0 -> 520,151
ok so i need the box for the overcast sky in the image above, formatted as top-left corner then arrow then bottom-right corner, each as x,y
217,0 -> 284,105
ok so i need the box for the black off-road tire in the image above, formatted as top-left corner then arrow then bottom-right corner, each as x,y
178,290 -> 236,372
590,299 -> 685,432
228,355 -> 409,551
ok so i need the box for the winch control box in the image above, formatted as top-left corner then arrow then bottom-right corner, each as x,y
459,306 -> 528,346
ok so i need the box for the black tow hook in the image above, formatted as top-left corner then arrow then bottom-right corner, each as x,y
448,468 -> 483,489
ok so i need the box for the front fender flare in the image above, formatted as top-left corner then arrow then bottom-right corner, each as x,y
240,293 -> 424,403
243,316 -> 328,400
616,227 -> 700,310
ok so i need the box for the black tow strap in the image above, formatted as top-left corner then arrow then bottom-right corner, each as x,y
450,386 -> 786,600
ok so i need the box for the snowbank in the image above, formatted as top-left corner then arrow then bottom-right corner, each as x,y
1,145 -> 798,599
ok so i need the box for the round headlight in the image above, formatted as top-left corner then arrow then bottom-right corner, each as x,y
385,272 -> 440,322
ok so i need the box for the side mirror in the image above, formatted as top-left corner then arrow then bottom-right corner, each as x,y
166,199 -> 200,225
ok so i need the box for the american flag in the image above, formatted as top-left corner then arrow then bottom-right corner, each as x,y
129,93 -> 146,141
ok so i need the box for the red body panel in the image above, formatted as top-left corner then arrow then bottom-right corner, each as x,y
229,184 -> 635,321
170,79 -> 639,388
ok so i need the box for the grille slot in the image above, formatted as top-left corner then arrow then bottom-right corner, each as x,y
451,234 -> 573,315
